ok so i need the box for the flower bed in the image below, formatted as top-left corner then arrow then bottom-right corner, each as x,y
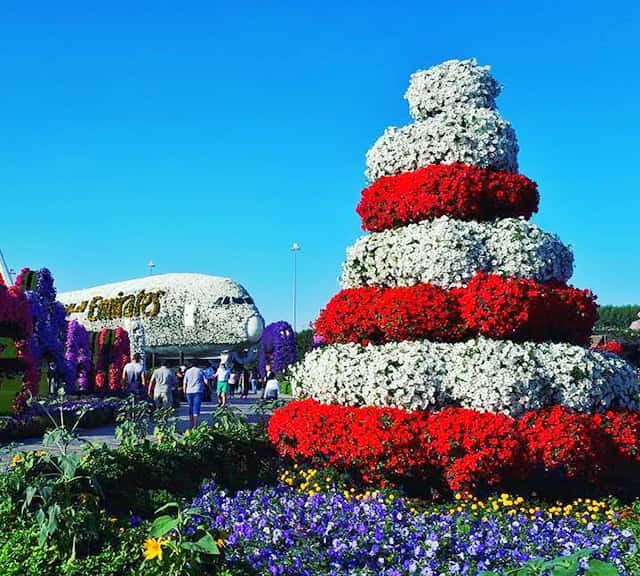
190,482 -> 634,575
316,273 -> 596,346
269,400 -> 640,492
358,163 -> 539,231
0,396 -> 124,443
341,216 -> 574,289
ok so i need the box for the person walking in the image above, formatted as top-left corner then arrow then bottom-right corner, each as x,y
240,368 -> 250,399
183,361 -> 206,428
249,369 -> 258,395
203,362 -> 216,401
228,368 -> 237,398
122,353 -> 146,395
215,361 -> 231,408
148,359 -> 176,409
262,363 -> 279,400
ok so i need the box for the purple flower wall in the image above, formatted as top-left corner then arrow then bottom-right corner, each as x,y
64,320 -> 92,392
16,268 -> 69,389
258,321 -> 297,376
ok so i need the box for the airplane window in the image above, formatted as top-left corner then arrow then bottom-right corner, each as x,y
214,297 -> 224,305
232,297 -> 244,304
222,297 -> 231,305
244,297 -> 254,304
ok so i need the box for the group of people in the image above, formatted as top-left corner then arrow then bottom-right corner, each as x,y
121,354 -> 280,428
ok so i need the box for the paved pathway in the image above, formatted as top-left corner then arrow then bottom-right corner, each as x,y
2,394 -> 289,461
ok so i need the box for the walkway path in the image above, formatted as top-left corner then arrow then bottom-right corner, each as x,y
2,394 -> 289,461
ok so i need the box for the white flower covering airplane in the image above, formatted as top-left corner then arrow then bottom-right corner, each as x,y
59,273 -> 264,357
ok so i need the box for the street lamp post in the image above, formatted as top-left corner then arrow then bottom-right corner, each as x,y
291,242 -> 300,332
0,248 -> 13,284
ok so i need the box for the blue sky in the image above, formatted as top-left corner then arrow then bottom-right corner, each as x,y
1,0 -> 638,329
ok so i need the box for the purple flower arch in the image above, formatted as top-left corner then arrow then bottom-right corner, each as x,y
258,321 -> 297,377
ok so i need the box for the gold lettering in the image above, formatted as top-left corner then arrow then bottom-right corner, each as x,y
134,290 -> 146,317
68,290 -> 164,320
145,291 -> 164,317
122,295 -> 136,318
111,292 -> 125,318
87,297 -> 103,321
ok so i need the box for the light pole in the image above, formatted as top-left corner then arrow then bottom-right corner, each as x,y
0,248 -> 13,284
148,260 -> 156,275
291,242 -> 300,332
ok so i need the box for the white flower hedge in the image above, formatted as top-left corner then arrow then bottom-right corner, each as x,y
405,59 -> 500,120
291,338 -> 639,416
341,216 -> 574,289
365,107 -> 518,182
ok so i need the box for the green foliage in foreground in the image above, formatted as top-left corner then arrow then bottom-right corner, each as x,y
480,549 -> 618,575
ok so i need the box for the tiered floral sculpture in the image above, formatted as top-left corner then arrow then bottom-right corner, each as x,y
270,60 -> 640,492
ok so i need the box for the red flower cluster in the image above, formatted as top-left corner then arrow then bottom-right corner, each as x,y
594,341 -> 624,355
460,273 -> 597,345
357,163 -> 539,231
269,400 -> 640,492
316,273 -> 597,346
94,327 -> 131,391
0,279 -> 33,339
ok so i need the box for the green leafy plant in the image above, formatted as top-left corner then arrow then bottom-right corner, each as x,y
144,502 -> 221,575
115,395 -> 152,450
8,391 -> 102,554
152,406 -> 178,442
479,548 -> 619,575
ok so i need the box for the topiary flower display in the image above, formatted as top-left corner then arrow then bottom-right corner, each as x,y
269,59 -> 640,493
258,321 -> 297,377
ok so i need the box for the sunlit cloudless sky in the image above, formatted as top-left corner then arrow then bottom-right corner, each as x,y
1,0 -> 638,328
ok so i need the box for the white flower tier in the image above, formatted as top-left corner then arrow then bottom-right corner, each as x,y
291,338 -> 639,416
365,107 -> 518,181
404,59 -> 500,120
340,216 -> 573,289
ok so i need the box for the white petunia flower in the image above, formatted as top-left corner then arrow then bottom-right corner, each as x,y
291,338 -> 639,417
340,216 -> 573,289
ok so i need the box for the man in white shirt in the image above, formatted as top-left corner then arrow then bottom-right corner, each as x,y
183,361 -> 206,428
122,353 -> 146,395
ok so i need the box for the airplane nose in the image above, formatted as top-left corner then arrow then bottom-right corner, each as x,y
246,314 -> 265,343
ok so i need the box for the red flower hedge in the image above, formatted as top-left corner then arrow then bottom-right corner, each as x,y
357,163 -> 539,231
269,400 -> 640,492
594,341 -> 624,355
316,273 -> 597,346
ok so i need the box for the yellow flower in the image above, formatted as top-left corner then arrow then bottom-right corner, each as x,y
144,538 -> 167,561
216,538 -> 226,549
36,451 -> 47,458
10,454 -> 23,468
109,517 -> 118,523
